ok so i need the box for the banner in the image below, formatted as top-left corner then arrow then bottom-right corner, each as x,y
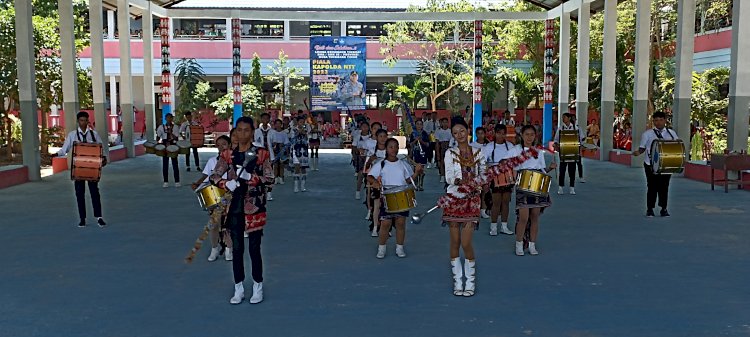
310,36 -> 367,111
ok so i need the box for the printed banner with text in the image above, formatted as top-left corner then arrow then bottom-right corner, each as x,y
310,36 -> 367,111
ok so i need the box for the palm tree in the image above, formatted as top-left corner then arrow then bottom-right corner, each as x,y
174,58 -> 206,115
500,68 -> 542,123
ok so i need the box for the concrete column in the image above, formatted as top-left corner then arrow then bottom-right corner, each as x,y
227,76 -> 233,89
15,0 -> 41,181
283,20 -> 290,41
284,77 -> 291,116
89,0 -> 109,155
107,10 -> 115,40
453,24 -> 460,42
341,21 -> 347,36
576,1 -> 591,133
169,74 -> 176,113
58,0 -> 79,134
672,0 -> 696,159
397,76 -> 404,86
630,0 -> 651,167
168,17 -> 174,41
728,0 -> 750,152
558,6 -> 571,129
599,0 -> 617,161
118,0 -> 135,157
142,6 -> 156,141
507,81 -> 515,116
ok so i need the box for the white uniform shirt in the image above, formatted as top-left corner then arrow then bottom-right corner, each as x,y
368,158 -> 414,187
423,120 -> 437,135
515,146 -> 546,171
435,128 -> 452,142
366,142 -> 386,158
58,127 -> 104,157
199,156 -> 228,189
254,125 -> 277,160
354,132 -> 372,149
180,120 -> 201,139
482,141 -> 515,165
554,122 -> 584,143
351,129 -> 363,146
639,127 -> 679,165
156,123 -> 180,143
500,118 -> 516,127
444,146 -> 487,197
272,130 -> 290,145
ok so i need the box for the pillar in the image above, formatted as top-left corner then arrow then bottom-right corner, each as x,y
89,0 -> 109,154
473,20 -> 482,134
118,0 -> 135,157
283,20 -> 290,41
599,0 -> 617,161
107,10 -> 115,40
143,5 -> 156,141
558,5 -> 571,129
226,18 -> 232,41
58,0 -> 79,134
543,19 -> 555,143
159,18 -> 172,124
728,0 -> 750,152
109,76 -> 118,136
231,18 -> 243,124
576,2 -> 590,133
341,21 -> 347,37
630,0 -> 651,166
15,0 -> 41,181
672,0 -> 696,159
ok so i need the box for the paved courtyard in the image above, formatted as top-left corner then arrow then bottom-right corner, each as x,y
1,150 -> 749,337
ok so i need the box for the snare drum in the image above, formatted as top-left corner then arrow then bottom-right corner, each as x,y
166,145 -> 180,158
382,185 -> 417,213
144,141 -> 157,154
516,169 -> 552,196
177,140 -> 191,155
650,139 -> 685,174
71,142 -> 103,181
558,130 -> 581,162
154,144 -> 166,157
491,166 -> 516,187
196,184 -> 226,211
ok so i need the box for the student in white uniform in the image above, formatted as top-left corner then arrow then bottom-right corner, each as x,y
514,125 -> 556,256
367,138 -> 423,259
179,111 -> 201,172
350,121 -> 364,176
362,122 -> 381,221
482,124 -> 516,236
353,122 -> 372,200
157,113 -> 181,188
57,111 -> 108,228
434,118 -> 453,183
631,111 -> 679,217
271,119 -> 290,185
254,113 -> 277,200
470,127 -> 491,219
365,128 -> 388,237
554,113 -> 586,195
422,112 -> 437,168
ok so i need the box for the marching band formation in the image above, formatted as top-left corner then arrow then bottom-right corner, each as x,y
60,107 -> 686,303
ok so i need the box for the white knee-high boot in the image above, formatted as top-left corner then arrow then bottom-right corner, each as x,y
451,258 -> 463,296
301,173 -> 307,191
294,174 -> 300,193
463,259 -> 476,297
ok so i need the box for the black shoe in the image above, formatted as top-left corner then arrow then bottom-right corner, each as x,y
187,167 -> 191,172
660,209 -> 670,217
78,220 -> 86,228
97,218 -> 107,227
646,209 -> 655,218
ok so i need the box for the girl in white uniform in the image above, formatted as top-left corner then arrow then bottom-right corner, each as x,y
365,128 -> 388,237
482,124 -> 516,236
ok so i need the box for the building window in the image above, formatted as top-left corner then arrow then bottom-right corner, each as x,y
347,22 -> 393,38
310,22 -> 333,36
242,20 -> 284,38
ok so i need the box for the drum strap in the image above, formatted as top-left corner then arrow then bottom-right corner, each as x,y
653,128 -> 674,140
76,129 -> 96,143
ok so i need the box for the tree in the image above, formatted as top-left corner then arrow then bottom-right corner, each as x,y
265,50 -> 307,115
193,81 -> 220,111
174,58 -> 206,116
384,75 -> 431,111
500,68 -> 542,122
210,84 -> 264,121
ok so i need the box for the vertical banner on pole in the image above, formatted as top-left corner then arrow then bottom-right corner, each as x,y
543,19 -> 555,144
473,20 -> 482,136
232,18 -> 242,126
160,18 -> 171,124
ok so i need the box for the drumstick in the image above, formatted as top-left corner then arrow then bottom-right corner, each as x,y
184,225 -> 211,264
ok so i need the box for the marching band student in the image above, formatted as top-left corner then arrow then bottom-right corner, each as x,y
631,111 -> 680,217
179,111 -> 201,172
363,122 -> 381,221
191,135 -> 233,262
441,117 -> 486,297
291,120 -> 311,193
514,125 -> 556,256
570,114 -> 585,183
255,113 -> 277,200
482,124 -> 515,236
554,113 -> 585,195
368,138 -> 423,259
353,121 -> 372,200
434,117 -> 452,183
471,127 -> 491,219
422,112 -> 437,168
58,111 -> 108,228
365,128 -> 388,237
409,119 -> 430,191
157,113 -> 181,188
210,117 -> 274,305
308,117 -> 323,171
272,119 -> 290,185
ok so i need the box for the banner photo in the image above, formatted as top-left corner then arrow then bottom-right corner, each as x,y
310,36 -> 367,111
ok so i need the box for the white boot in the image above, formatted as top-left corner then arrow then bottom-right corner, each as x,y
500,222 -> 514,235
301,174 -> 307,192
314,158 -> 320,171
207,246 -> 221,262
395,244 -> 406,258
569,187 -> 576,195
249,282 -> 264,304
481,209 -> 490,219
279,177 -> 285,185
376,244 -> 386,259
440,176 -> 445,183
224,247 -> 233,261
557,186 -> 564,195
229,282 -> 244,304
451,258 -> 463,296
528,242 -> 539,255
463,260 -> 476,297
515,241 -> 525,256
294,175 -> 300,193
267,191 -> 274,201
489,223 -> 498,236
355,191 -> 361,200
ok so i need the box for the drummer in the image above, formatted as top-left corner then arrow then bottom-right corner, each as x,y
57,111 -> 108,228
179,111 -> 201,172
514,125 -> 556,256
434,118 -> 452,183
353,121 -> 372,200
553,113 -> 584,195
367,138 -> 423,259
191,135 -> 233,262
366,128 -> 389,237
482,124 -> 515,236
271,119 -> 290,185
470,127 -> 491,220
631,111 -> 679,217
157,113 -> 181,188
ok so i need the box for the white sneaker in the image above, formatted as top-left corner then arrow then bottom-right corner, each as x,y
229,283 -> 244,304
569,187 -> 576,195
557,186 -> 564,195
365,210 -> 372,220
489,223 -> 498,236
354,172 -> 358,177
528,242 -> 539,255
294,180 -> 300,193
267,192 -> 274,201
224,248 -> 233,261
301,180 -> 307,192
249,282 -> 263,304
580,177 -> 586,183
162,182 -> 169,188
426,163 -> 431,169
515,241 -> 525,256
440,176 -> 445,183
243,231 -> 248,238
174,182 -> 181,188
355,191 -> 361,200
279,178 -> 285,185
371,230 -> 378,237
207,247 -> 221,262
480,209 -> 490,219
395,245 -> 406,258
376,244 -> 386,259
274,177 -> 280,185
500,222 -> 514,235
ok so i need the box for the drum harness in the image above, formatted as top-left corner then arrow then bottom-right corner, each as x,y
76,129 -> 96,144
651,128 -> 675,161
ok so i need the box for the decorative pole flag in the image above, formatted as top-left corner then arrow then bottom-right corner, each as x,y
543,19 -> 555,144
160,18 -> 171,124
232,18 -> 242,125
473,20 -> 483,135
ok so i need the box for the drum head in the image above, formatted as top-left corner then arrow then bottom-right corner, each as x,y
383,185 -> 412,194
154,144 -> 166,150
167,145 -> 179,152
650,141 -> 661,173
177,140 -> 191,148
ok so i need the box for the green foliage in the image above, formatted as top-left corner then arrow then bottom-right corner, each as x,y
193,81 -> 220,110
175,58 -> 206,115
77,64 -> 93,109
251,54 -> 263,92
210,84 -> 264,121
653,58 -> 675,113
699,0 -> 732,32
498,67 -> 542,114
265,50 -> 307,114
385,75 -> 430,111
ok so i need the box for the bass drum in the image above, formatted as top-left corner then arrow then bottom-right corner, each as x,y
650,139 -> 685,174
516,169 -> 552,196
